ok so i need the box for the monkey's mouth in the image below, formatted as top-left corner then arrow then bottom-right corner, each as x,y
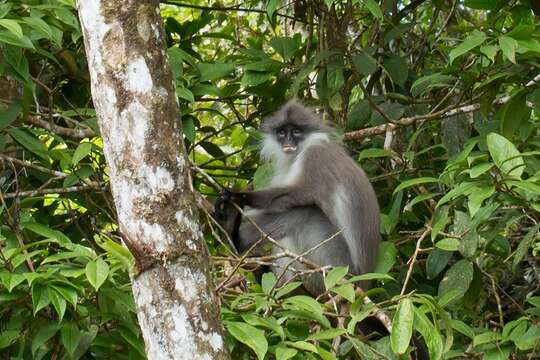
282,145 -> 297,153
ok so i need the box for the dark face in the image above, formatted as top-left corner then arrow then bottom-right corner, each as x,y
275,124 -> 305,154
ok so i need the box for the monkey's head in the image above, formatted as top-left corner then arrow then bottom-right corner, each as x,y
260,100 -> 331,157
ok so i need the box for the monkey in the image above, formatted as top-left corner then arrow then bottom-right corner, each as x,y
215,100 -> 380,296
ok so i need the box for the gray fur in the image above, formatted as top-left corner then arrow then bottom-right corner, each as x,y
238,100 -> 380,295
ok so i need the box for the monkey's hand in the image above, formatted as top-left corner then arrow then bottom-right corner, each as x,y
213,190 -> 246,223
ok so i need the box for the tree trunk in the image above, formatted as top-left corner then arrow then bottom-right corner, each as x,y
76,1 -> 229,359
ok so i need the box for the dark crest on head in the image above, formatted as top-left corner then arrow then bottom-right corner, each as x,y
260,100 -> 331,134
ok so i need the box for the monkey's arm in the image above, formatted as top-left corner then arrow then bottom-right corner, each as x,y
241,185 -> 313,212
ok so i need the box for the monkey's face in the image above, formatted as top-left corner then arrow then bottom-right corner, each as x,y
275,124 -> 305,154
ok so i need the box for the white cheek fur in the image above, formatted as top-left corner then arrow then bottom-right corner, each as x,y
259,132 -> 330,188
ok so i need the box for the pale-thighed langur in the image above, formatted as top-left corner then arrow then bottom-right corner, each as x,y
216,100 -> 380,295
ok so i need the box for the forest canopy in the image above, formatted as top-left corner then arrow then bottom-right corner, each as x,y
1,0 -> 540,359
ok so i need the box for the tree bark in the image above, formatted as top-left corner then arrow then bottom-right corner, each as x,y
77,1 -> 229,359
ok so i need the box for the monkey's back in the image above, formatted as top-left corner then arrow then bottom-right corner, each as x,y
301,142 -> 380,275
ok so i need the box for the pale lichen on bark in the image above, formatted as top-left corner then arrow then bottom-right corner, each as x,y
77,0 -> 228,358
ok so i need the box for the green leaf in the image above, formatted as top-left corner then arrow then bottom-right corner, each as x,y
241,71 -> 273,87
200,141 -> 224,158
0,101 -> 22,129
49,288 -> 67,321
288,340 -> 317,352
0,3 -> 12,18
275,282 -> 302,299
197,62 -> 235,81
358,148 -> 392,161
7,128 -> 49,160
384,56 -> 408,87
352,52 -> 378,76
393,177 -> 439,195
22,222 -> 71,245
31,323 -> 59,355
480,44 -> 499,62
363,0 -> 383,19
449,30 -> 486,64
473,331 -> 502,347
0,331 -> 18,349
226,321 -> 268,360
515,325 -> 540,351
266,0 -> 281,17
469,162 -> 493,178
486,132 -> 524,178
431,206 -> 450,241
373,241 -> 397,274
498,36 -> 518,63
275,345 -> 298,360
450,319 -> 475,339
497,90 -> 531,138
242,314 -> 285,340
32,284 -> 51,315
436,182 -> 476,208
176,86 -> 195,102
405,193 -> 440,211
426,249 -> 452,280
512,224 -> 540,272
438,259 -> 474,304
307,328 -> 347,341
435,238 -> 460,251
391,298 -> 414,354
506,180 -> 540,196
24,16 -> 54,41
0,30 -> 34,48
261,272 -> 277,294
464,0 -> 497,9
72,142 -> 92,165
467,186 -> 494,217
50,284 -> 78,308
283,296 -> 330,328
347,272 -> 395,282
85,258 -> 109,291
324,266 -> 348,290
0,19 -> 23,38
413,307 -> 444,360
331,284 -> 356,302
61,322 -> 82,356
253,162 -> 274,190
0,272 -> 25,292
270,36 -> 300,61
182,114 -> 196,143
411,73 -> 456,97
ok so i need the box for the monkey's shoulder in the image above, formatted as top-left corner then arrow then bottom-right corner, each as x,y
303,142 -> 358,168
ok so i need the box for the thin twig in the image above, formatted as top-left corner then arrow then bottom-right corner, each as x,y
26,115 -> 95,139
0,191 -> 35,272
344,73 -> 540,141
2,184 -> 102,199
401,227 -> 431,295
161,1 -> 303,22
269,230 -> 343,295
0,154 -> 68,178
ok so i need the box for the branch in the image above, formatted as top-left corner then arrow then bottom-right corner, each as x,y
26,115 -> 96,139
401,227 -> 430,295
2,184 -> 103,199
161,1 -> 302,22
0,154 -> 68,178
344,72 -> 540,141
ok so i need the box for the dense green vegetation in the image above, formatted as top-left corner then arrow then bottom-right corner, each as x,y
0,0 -> 539,358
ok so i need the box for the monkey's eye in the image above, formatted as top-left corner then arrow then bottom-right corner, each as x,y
277,129 -> 286,137
292,129 -> 302,136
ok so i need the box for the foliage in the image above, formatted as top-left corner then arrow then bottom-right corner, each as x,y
0,0 -> 540,359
